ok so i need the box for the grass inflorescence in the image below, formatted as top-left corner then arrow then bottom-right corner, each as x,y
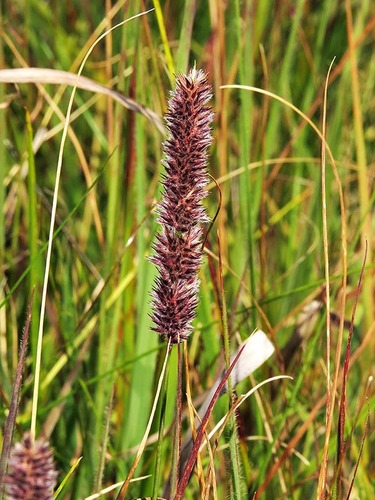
150,68 -> 213,344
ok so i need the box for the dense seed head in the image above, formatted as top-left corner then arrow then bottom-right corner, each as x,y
150,69 -> 213,343
5,433 -> 58,500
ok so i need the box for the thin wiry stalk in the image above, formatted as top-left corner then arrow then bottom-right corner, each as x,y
0,292 -> 34,497
336,242 -> 367,498
174,345 -> 246,500
30,10 -> 154,439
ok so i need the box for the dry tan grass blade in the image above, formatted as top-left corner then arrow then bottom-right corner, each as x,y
0,67 -> 165,134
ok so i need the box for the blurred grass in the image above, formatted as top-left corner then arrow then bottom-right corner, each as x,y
0,1 -> 374,498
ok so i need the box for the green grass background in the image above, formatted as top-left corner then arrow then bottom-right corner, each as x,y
0,1 -> 374,498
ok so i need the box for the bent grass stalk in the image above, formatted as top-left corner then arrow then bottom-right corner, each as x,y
222,82 -> 348,496
29,7 -> 154,438
199,375 -> 293,456
318,59 -> 334,498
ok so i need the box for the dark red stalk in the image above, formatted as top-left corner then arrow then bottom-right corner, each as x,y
336,241 -> 367,497
174,344 -> 246,499
0,290 -> 34,495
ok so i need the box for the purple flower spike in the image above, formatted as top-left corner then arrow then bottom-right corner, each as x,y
150,69 -> 214,344
5,433 -> 58,500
